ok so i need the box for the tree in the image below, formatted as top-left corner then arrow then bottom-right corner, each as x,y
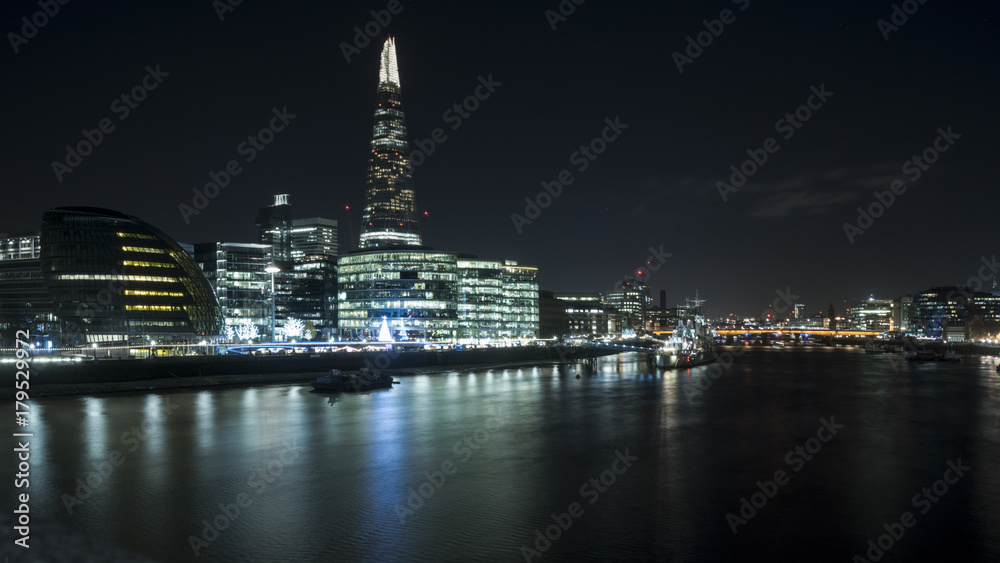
236,324 -> 259,342
282,318 -> 305,340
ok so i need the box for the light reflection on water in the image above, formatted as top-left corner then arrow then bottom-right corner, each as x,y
10,347 -> 1000,562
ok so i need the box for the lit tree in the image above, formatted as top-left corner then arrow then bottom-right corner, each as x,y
236,324 -> 259,342
282,318 -> 305,340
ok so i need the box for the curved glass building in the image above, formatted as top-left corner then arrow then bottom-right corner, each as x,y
40,207 -> 223,346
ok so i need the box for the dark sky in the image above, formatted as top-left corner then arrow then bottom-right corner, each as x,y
3,0 -> 997,318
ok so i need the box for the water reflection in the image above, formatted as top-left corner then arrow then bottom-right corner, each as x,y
13,348 -> 1000,562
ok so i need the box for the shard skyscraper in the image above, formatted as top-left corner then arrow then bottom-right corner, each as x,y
358,37 -> 421,249
337,37 -> 539,343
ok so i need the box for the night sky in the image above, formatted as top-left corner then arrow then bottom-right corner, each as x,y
3,0 -> 997,318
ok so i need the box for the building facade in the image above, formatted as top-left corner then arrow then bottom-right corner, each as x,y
358,38 -> 421,249
457,258 -> 504,341
40,207 -> 222,346
607,278 -> 650,331
193,242 -> 273,341
291,217 -> 339,259
0,234 -> 57,347
289,254 -> 338,339
501,262 -> 540,339
338,249 -> 458,341
554,293 -> 619,337
255,194 -> 293,264
848,297 -> 894,332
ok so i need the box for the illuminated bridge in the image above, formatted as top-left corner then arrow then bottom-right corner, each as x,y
651,328 -> 883,338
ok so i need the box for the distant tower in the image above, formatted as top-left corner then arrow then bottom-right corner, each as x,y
828,304 -> 836,330
358,37 -> 422,248
256,194 -> 293,265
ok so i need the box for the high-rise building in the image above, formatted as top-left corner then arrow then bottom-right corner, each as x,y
193,242 -> 273,340
358,38 -> 421,249
289,255 -> 338,340
501,261 -> 539,339
848,297 -> 894,332
291,217 -> 339,259
256,194 -> 293,264
0,233 -> 57,347
457,257 -> 504,341
337,37 -> 538,342
256,194 -> 295,332
607,278 -> 649,331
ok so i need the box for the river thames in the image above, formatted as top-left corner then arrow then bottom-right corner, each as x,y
5,346 -> 1000,562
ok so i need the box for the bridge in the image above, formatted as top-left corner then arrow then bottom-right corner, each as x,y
651,327 -> 883,338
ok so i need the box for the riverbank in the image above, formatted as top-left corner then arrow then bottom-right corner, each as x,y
0,352 -> 610,399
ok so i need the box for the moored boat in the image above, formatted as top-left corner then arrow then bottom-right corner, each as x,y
311,368 -> 397,392
905,350 -> 940,362
654,300 -> 717,369
940,350 -> 961,363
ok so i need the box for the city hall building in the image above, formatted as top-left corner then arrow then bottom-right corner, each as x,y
40,207 -> 223,346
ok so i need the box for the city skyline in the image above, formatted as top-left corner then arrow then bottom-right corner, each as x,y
3,1 -> 998,317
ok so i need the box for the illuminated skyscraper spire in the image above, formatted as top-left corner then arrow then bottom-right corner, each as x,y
359,37 -> 421,248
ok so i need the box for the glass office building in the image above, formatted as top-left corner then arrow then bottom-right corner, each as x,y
457,258 -> 504,341
0,234 -> 57,347
40,207 -> 223,345
338,248 -> 457,341
358,38 -> 422,249
502,262 -> 540,339
290,254 -> 338,339
193,242 -> 272,339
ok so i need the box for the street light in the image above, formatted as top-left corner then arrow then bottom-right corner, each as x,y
265,264 -> 281,342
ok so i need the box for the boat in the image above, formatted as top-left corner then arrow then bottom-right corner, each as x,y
864,341 -> 888,354
940,350 -> 961,363
654,308 -> 717,369
905,350 -> 940,362
310,368 -> 397,392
